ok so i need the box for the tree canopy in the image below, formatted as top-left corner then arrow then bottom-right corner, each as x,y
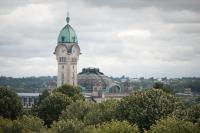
149,117 -> 200,133
84,120 -> 139,133
0,115 -> 46,133
53,84 -> 84,101
38,92 -> 72,126
61,99 -> 119,126
116,89 -> 183,131
84,99 -> 119,125
37,84 -> 85,126
1,81 -> 200,132
185,103 -> 200,125
50,119 -> 85,133
0,86 -> 22,119
153,82 -> 174,94
37,89 -> 50,106
0,76 -> 56,93
61,100 -> 93,121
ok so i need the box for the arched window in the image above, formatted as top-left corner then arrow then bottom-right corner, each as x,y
59,57 -> 66,62
61,72 -> 64,85
61,36 -> 65,42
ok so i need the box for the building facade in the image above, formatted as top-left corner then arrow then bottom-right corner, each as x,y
17,93 -> 40,108
54,14 -> 80,87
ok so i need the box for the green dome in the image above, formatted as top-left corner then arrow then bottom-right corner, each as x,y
57,16 -> 78,43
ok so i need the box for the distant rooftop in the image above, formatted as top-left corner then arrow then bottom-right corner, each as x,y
78,68 -> 104,75
17,93 -> 40,97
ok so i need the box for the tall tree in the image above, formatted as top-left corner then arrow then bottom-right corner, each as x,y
37,89 -> 50,105
116,89 -> 183,131
32,89 -> 50,116
84,99 -> 119,125
37,93 -> 72,126
0,86 -> 22,119
153,82 -> 174,94
61,100 -> 93,121
53,84 -> 85,101
153,82 -> 164,89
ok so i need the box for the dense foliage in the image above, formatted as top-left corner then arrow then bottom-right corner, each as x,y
149,117 -> 200,133
168,77 -> 200,93
84,99 -> 118,125
31,89 -> 50,116
36,84 -> 84,127
61,100 -> 93,121
61,99 -> 118,125
1,83 -> 200,133
184,103 -> 200,125
0,115 -> 46,133
0,86 -> 22,119
50,119 -> 85,133
116,89 -> 183,131
37,89 -> 50,105
53,84 -> 85,101
84,120 -> 139,133
153,82 -> 174,94
38,93 -> 72,126
1,76 -> 200,93
0,76 -> 56,92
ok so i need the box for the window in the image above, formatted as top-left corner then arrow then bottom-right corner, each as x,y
72,72 -> 75,86
59,57 -> 66,62
29,98 -> 32,106
72,36 -> 75,42
61,72 -> 64,85
61,36 -> 65,42
23,97 -> 27,106
72,58 -> 76,62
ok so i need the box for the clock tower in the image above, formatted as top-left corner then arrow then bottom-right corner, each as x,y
54,14 -> 80,87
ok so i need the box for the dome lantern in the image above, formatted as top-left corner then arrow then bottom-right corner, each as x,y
57,13 -> 78,44
66,12 -> 70,24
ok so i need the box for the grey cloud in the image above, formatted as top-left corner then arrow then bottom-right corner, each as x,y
173,24 -> 200,34
0,0 -> 200,77
84,0 -> 200,12
155,47 -> 200,62
0,0 -> 29,14
159,10 -> 200,23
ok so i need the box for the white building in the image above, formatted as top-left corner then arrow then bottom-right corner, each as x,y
17,93 -> 40,108
54,14 -> 80,87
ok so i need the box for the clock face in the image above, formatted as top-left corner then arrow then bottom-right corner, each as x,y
73,49 -> 76,54
72,46 -> 79,56
62,49 -> 66,53
59,47 -> 66,56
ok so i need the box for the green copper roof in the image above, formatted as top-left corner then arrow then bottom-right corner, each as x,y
57,15 -> 78,44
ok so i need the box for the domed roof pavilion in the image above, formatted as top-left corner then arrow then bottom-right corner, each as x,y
78,68 -> 121,94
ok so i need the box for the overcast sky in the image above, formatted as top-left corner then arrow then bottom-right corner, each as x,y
0,0 -> 200,78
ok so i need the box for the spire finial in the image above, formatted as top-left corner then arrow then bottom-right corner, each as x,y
66,12 -> 70,24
